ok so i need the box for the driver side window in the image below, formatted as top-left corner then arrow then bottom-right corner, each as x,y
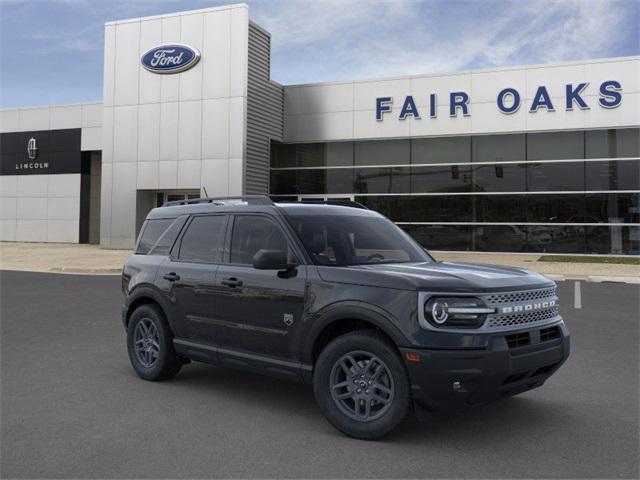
229,216 -> 291,265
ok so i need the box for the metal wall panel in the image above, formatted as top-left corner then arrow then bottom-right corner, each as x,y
244,23 -> 283,195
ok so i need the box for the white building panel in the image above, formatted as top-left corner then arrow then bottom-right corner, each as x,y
81,103 -> 103,128
113,106 -> 138,162
114,21 -> 141,106
138,19 -> 162,105
137,103 -> 161,162
18,107 -> 50,131
202,9 -> 231,99
81,126 -> 103,151
50,105 -> 82,130
179,14 -> 204,102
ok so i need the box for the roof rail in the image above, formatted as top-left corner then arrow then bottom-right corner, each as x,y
292,199 -> 369,210
162,195 -> 275,207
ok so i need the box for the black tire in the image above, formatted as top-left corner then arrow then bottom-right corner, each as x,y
127,304 -> 181,381
313,330 -> 411,440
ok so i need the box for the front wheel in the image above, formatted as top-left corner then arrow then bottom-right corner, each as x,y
313,330 -> 411,440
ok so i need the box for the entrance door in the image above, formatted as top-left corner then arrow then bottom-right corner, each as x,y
156,190 -> 201,207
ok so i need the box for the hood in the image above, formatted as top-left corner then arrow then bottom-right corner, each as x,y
316,261 -> 554,293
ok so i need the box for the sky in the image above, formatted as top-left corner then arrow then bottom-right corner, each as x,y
0,0 -> 638,108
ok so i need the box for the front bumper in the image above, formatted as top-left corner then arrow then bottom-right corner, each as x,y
400,320 -> 570,415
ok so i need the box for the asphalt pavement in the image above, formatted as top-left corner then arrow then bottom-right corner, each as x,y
1,270 -> 638,479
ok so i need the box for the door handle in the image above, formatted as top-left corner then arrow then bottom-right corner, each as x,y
163,272 -> 180,282
221,277 -> 243,288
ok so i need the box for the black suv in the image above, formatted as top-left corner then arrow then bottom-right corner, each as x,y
122,196 -> 570,439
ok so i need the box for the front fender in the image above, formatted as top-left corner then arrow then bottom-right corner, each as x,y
300,300 -> 411,366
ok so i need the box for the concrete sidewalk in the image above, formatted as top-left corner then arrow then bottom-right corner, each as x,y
1,242 -> 638,282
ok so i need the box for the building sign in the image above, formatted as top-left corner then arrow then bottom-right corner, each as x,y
0,129 -> 81,176
376,80 -> 623,120
27,137 -> 38,160
141,44 -> 201,74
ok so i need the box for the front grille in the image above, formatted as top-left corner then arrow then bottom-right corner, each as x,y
485,287 -> 557,306
487,306 -> 559,329
506,332 -> 530,348
540,325 -> 561,342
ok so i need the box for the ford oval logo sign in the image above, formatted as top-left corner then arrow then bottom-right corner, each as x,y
141,44 -> 201,74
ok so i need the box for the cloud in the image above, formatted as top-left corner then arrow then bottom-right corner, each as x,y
253,0 -> 637,84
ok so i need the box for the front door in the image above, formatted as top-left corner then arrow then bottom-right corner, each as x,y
214,214 -> 307,361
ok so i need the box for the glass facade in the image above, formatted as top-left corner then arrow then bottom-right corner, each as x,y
270,128 -> 640,255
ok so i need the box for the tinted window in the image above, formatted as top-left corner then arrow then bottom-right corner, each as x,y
412,165 -> 473,193
401,224 -> 472,251
473,225 -> 527,252
472,134 -> 525,162
472,164 -> 526,192
136,218 -> 174,254
527,131 -> 584,160
357,195 -> 474,222
587,226 -> 640,255
270,142 -> 296,168
354,167 -> 410,194
149,216 -> 187,255
585,193 -> 640,224
412,137 -> 470,164
230,216 -> 289,264
527,194 -> 585,223
526,226 -> 585,254
286,214 -> 429,266
475,195 -> 528,223
585,160 -> 640,190
585,128 -> 640,158
355,140 -> 410,166
527,161 -> 585,191
178,215 -> 227,263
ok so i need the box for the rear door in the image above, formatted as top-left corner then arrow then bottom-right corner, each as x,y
214,214 -> 308,361
158,214 -> 228,344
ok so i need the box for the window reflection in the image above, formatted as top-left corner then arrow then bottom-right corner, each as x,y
472,164 -> 526,192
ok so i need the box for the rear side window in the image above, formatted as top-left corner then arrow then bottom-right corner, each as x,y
148,216 -> 187,255
178,215 -> 227,263
136,219 -> 174,254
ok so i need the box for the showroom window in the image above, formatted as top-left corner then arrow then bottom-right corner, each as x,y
527,131 -> 584,160
411,136 -> 470,164
472,134 -> 526,163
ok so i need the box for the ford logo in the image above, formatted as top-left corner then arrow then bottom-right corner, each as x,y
141,44 -> 200,74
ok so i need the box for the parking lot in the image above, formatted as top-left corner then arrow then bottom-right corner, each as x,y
1,270 -> 638,479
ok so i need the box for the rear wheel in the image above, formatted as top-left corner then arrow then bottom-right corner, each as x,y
127,304 -> 181,381
313,330 -> 410,440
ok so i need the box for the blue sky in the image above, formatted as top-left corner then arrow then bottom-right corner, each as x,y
1,0 -> 638,108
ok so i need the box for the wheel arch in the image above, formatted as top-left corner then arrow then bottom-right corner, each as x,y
124,286 -> 169,329
304,303 -> 409,370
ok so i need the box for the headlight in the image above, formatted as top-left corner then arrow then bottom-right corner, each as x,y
424,297 -> 495,329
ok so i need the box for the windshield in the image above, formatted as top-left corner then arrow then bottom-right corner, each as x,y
285,214 -> 432,266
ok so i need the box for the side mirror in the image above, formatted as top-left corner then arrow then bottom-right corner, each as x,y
252,249 -> 295,270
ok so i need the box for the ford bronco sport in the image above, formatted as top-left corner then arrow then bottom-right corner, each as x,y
122,196 -> 570,439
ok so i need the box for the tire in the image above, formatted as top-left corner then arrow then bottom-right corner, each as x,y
313,330 -> 411,440
126,304 -> 181,381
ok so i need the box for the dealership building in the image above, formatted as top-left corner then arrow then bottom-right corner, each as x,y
1,3 -> 638,254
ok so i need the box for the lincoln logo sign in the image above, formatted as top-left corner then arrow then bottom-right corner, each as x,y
376,80 -> 622,120
141,44 -> 201,74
